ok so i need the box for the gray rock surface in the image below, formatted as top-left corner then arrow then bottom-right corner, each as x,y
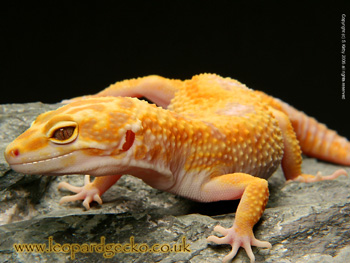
0,102 -> 349,263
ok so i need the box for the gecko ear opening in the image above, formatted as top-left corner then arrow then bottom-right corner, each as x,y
48,121 -> 78,144
121,130 -> 135,151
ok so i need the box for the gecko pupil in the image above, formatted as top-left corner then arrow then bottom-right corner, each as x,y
53,126 -> 75,141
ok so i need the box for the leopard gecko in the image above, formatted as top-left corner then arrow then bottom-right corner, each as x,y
5,74 -> 349,262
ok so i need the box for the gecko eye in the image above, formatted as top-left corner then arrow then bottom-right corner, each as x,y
48,122 -> 78,144
53,127 -> 75,140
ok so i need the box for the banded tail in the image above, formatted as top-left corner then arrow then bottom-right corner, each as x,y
278,99 -> 350,165
257,91 -> 350,166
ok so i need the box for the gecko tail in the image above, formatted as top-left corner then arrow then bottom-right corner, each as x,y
278,100 -> 350,166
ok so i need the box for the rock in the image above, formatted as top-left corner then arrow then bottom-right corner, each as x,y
0,102 -> 349,263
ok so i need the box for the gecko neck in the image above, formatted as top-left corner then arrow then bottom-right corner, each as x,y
111,101 -> 193,191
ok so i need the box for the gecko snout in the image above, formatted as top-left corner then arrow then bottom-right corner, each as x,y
4,143 -> 22,165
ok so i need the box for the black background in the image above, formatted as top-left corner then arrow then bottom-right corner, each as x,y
1,2 -> 349,137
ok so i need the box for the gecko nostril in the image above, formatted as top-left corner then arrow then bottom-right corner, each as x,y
11,148 -> 20,157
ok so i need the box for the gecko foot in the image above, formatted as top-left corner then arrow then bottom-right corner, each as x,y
58,175 -> 102,210
207,225 -> 271,263
289,169 -> 348,183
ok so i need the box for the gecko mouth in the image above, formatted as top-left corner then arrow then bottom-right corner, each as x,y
9,152 -> 75,166
7,152 -> 76,175
7,149 -> 127,176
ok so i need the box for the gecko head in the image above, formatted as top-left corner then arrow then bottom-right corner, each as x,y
4,97 -> 142,176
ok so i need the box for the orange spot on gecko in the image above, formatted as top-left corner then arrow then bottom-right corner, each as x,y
134,144 -> 148,160
148,145 -> 163,160
15,128 -> 38,141
25,137 -> 47,151
66,104 -> 106,115
79,118 -> 98,138
83,148 -> 107,156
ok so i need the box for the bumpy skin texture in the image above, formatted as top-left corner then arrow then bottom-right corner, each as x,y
5,74 -> 349,262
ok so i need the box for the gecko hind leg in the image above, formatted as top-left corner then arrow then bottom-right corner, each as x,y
271,108 -> 348,183
290,169 -> 348,183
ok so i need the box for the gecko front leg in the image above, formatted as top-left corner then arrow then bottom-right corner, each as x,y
58,174 -> 122,209
204,173 -> 271,263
